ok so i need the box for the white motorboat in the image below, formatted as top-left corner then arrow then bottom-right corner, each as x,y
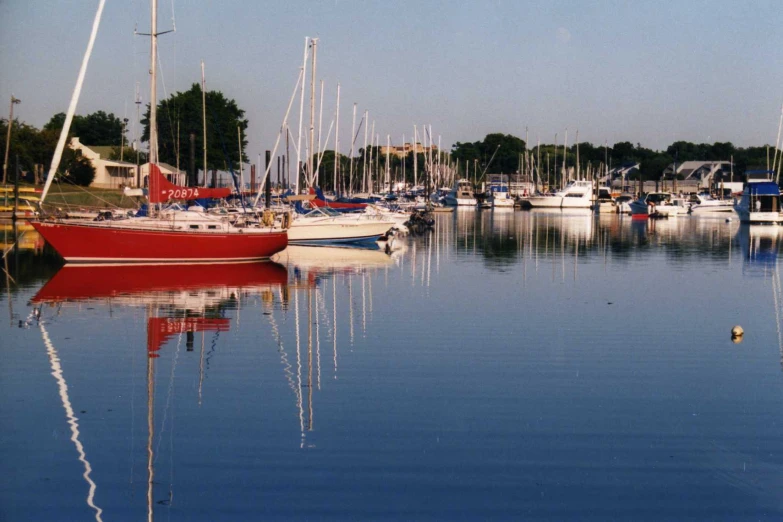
614,193 -> 634,214
526,180 -> 593,209
628,192 -> 682,217
444,179 -> 477,206
688,193 -> 735,214
287,206 -> 396,245
490,188 -> 515,208
734,177 -> 783,224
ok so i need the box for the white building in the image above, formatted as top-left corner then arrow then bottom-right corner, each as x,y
69,137 -> 138,188
69,137 -> 187,189
662,160 -> 734,189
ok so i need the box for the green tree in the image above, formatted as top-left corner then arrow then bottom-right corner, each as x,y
44,110 -> 125,146
60,149 -> 95,186
142,84 -> 248,176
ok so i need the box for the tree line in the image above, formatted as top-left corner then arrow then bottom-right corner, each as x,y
450,134 -> 774,183
3,84 -> 777,191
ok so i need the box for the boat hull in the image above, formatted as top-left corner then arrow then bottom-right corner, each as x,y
526,196 -> 563,208
31,220 -> 288,263
287,220 -> 394,245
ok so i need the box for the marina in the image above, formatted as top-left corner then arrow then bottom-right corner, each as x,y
3,0 -> 783,519
3,210 -> 783,520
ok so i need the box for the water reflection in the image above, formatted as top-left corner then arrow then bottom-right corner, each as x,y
7,212 -> 783,520
30,262 -> 289,521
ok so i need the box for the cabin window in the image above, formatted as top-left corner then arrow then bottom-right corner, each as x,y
207,225 -> 218,230
189,225 -> 201,230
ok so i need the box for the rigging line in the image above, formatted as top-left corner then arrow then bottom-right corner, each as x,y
208,105 -> 245,208
267,305 -> 298,396
40,322 -> 104,522
154,329 -> 182,464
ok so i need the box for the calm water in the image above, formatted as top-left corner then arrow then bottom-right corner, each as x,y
2,210 -> 783,521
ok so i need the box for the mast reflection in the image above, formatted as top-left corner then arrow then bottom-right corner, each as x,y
31,261 -> 289,520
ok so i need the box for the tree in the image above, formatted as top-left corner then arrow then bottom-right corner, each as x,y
142,84 -> 248,177
44,110 -> 125,146
60,149 -> 95,186
451,133 -> 526,178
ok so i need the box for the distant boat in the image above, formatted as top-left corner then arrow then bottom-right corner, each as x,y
688,193 -> 735,214
490,185 -> 515,208
629,192 -> 682,217
444,179 -> 477,206
527,180 -> 593,209
734,173 -> 783,224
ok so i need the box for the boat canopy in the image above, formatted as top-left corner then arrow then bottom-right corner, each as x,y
746,181 -> 780,196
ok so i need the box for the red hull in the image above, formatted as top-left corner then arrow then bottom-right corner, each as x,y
31,221 -> 288,263
31,262 -> 289,303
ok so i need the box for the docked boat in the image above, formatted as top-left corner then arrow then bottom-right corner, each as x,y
628,192 -> 682,217
444,179 -> 477,206
593,187 -> 616,213
33,169 -> 289,264
30,0 -> 289,264
526,180 -> 593,209
614,193 -> 634,214
490,186 -> 515,208
687,193 -> 735,214
734,175 -> 783,224
287,206 -> 395,245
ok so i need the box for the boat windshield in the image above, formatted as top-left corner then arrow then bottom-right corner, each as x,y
646,193 -> 671,204
305,207 -> 342,217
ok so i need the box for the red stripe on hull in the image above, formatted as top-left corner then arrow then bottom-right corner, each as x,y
31,221 -> 288,263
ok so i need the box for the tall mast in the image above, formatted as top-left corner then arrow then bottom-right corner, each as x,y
333,83 -> 340,194
149,0 -> 158,165
201,60 -> 207,186
308,38 -> 317,187
562,129 -> 568,184
362,110 -> 369,193
413,125 -> 418,189
349,103 -> 357,193
41,0 -> 106,203
295,37 -> 308,195
385,135 -> 390,192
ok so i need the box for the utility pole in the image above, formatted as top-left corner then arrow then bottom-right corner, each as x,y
3,96 -> 21,185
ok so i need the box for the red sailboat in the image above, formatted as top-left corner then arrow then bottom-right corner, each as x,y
32,0 -> 287,265
31,167 -> 289,264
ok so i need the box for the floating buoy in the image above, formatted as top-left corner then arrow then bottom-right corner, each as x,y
731,325 -> 744,343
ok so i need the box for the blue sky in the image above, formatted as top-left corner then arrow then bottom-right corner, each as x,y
1,0 -> 781,160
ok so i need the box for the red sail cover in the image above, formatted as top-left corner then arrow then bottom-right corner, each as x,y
148,163 -> 231,203
308,188 -> 367,210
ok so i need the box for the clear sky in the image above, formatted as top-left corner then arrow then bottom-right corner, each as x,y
1,0 -> 781,161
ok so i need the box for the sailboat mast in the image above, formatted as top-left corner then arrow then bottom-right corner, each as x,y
349,103 -> 356,193
41,0 -> 106,204
333,83 -> 340,194
149,0 -> 158,165
295,37 -> 308,195
413,125 -> 418,189
201,60 -> 207,187
308,38 -> 317,188
385,135 -> 390,192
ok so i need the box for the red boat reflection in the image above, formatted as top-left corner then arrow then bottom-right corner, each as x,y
31,261 -> 289,303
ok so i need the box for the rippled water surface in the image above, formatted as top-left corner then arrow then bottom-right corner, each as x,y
2,210 -> 783,521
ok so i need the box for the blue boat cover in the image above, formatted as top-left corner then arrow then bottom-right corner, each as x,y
747,181 -> 780,196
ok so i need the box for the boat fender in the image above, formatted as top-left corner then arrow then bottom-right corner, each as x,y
262,209 -> 275,227
281,211 -> 291,229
